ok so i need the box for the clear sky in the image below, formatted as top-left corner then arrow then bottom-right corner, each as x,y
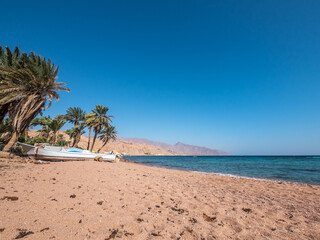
1,0 -> 320,155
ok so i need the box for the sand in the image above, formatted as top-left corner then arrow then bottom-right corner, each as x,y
0,159 -> 319,240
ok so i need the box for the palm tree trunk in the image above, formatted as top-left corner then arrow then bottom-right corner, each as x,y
24,129 -> 28,142
87,126 -> 92,150
51,132 -> 57,145
97,140 -> 108,153
90,132 -> 98,152
3,131 -> 18,152
72,137 -> 76,147
74,132 -> 81,148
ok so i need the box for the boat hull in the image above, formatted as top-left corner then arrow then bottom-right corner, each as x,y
18,143 -> 116,162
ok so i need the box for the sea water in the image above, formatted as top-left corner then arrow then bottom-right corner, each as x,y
125,155 -> 320,185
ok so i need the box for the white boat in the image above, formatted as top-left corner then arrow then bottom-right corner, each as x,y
18,142 -> 116,162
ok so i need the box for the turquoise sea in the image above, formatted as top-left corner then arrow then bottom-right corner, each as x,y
125,155 -> 320,186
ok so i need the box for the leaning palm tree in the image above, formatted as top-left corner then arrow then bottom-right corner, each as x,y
66,124 -> 86,148
64,107 -> 86,147
87,105 -> 113,152
66,124 -> 86,147
97,125 -> 117,153
47,118 -> 66,145
0,46 -> 26,68
0,46 -> 27,122
0,54 -> 70,152
84,112 -> 95,150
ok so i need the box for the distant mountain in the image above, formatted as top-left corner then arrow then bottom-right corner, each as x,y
116,137 -> 228,156
173,142 -> 227,155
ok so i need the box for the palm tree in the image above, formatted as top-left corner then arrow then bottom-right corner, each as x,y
0,46 -> 27,122
0,51 -> 70,152
64,107 -> 86,126
47,118 -> 66,145
0,46 -> 27,68
84,112 -> 95,150
64,107 -> 85,147
97,125 -> 117,153
55,134 -> 69,147
87,105 -> 113,152
30,116 -> 52,139
66,124 -> 86,148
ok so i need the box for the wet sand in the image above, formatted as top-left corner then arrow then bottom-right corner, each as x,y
0,159 -> 319,239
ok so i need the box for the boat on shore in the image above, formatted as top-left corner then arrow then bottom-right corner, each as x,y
18,142 -> 117,162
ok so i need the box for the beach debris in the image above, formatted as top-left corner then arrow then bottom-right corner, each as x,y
189,217 -> 198,223
79,220 -> 82,223
286,213 -> 293,219
137,218 -> 144,223
40,227 -> 50,232
207,234 -> 217,240
203,213 -> 217,222
242,208 -> 252,213
124,230 -> 134,236
167,218 -> 174,223
1,196 -> 19,201
0,228 -> 5,232
70,194 -> 76,198
151,230 -> 161,236
105,229 -> 118,239
97,201 -> 103,205
185,227 -> 193,233
171,207 -> 185,214
15,230 -> 34,239
286,225 -> 294,232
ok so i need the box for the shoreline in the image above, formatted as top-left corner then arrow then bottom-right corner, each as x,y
1,159 -> 319,239
126,159 -> 320,187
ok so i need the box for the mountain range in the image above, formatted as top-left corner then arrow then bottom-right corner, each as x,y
116,137 -> 228,155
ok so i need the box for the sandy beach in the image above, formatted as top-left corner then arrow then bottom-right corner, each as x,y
0,159 -> 319,240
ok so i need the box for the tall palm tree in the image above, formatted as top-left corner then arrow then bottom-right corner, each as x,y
97,125 -> 117,153
87,105 -> 113,152
0,52 -> 70,152
47,118 -> 66,145
64,107 -> 85,147
64,107 -> 86,126
66,124 -> 86,147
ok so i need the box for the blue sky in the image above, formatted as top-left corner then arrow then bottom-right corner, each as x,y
1,0 -> 320,154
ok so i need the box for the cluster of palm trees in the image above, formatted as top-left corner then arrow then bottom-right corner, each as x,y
0,46 -> 69,153
0,46 -> 117,154
29,106 -> 117,152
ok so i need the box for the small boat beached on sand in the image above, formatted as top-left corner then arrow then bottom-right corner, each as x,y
18,142 -> 116,162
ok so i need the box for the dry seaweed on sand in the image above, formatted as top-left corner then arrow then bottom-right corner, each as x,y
14,231 -> 34,239
1,196 -> 19,201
